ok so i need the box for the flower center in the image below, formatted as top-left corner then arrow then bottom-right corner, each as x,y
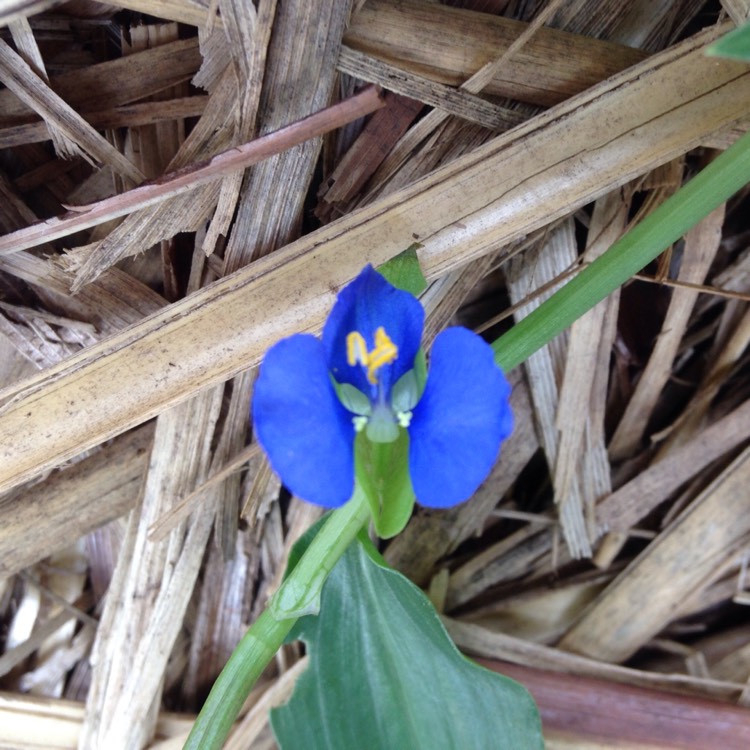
346,327 -> 398,385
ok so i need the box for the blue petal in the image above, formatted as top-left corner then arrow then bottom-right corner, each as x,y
408,328 -> 513,509
323,265 -> 424,398
253,334 -> 355,508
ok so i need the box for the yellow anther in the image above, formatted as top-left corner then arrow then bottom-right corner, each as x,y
345,327 -> 398,385
346,331 -> 368,367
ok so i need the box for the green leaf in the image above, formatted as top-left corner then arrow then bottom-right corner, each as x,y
706,23 -> 750,61
355,429 -> 415,538
377,243 -> 428,295
271,537 -> 543,750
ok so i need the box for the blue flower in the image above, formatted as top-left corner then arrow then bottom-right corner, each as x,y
252,265 -> 512,509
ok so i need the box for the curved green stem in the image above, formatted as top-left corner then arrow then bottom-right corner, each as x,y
493,128 -> 750,372
184,487 -> 371,750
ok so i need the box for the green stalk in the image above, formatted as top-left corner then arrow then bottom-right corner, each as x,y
184,487 -> 371,750
493,128 -> 750,372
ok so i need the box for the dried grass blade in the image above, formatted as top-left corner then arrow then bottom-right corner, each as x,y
316,91 -> 423,219
81,393 -> 222,747
506,220 -> 592,558
0,1 -> 60,29
0,426 -> 152,578
560,445 -> 750,662
385,370 -> 539,586
609,204 -> 726,460
446,617 -> 747,696
554,190 -> 628,505
597,397 -> 750,531
337,47 -> 524,130
222,0 -> 355,268
7,18 -> 81,159
147,442 -> 262,542
0,39 -> 145,183
0,692 -> 192,748
0,37 -> 202,122
97,0 -> 216,27
0,85 -> 385,260
0,97 -> 209,150
657,305 -> 750,456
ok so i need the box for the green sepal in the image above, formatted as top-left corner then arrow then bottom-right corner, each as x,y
355,428 -> 415,538
376,244 -> 428,296
706,23 -> 750,61
330,377 -> 371,415
390,350 -> 427,414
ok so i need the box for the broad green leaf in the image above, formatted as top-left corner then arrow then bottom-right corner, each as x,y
271,536 -> 543,750
706,23 -> 750,61
377,243 -> 428,295
355,429 -> 415,538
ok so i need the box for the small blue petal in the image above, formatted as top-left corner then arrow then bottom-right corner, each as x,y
323,265 -> 424,397
408,328 -> 513,509
253,334 -> 355,508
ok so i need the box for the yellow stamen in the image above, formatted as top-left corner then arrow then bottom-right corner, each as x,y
345,327 -> 398,385
346,331 -> 368,367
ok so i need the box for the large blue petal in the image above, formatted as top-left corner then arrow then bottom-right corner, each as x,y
253,334 -> 355,508
408,327 -> 513,509
323,265 -> 424,398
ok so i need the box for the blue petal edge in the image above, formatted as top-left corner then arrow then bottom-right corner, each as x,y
323,265 -> 425,397
252,334 -> 355,508
408,328 -> 513,509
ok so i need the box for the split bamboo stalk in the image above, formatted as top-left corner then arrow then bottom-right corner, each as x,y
0,24 -> 747,497
554,191 -> 628,505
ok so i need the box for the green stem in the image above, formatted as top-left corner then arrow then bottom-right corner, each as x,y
184,487 -> 371,750
493,128 -> 750,372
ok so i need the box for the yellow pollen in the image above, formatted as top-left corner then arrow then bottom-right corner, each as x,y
345,327 -> 398,385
